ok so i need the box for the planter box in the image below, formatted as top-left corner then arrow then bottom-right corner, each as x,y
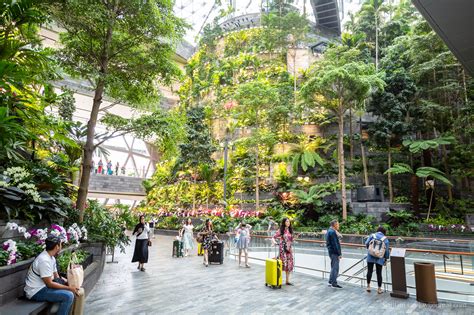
273,143 -> 293,155
291,124 -> 323,136
0,242 -> 106,307
356,185 -> 383,202
0,258 -> 35,306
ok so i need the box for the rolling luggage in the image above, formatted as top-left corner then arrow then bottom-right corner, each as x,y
172,240 -> 184,257
265,258 -> 282,289
197,242 -> 204,256
208,241 -> 224,264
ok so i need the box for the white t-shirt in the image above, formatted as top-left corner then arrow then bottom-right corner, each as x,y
137,223 -> 150,240
24,251 -> 58,299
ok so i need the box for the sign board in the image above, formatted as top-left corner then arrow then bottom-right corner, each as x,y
391,248 -> 406,258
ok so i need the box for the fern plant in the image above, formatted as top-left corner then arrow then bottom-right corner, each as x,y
289,138 -> 328,173
384,163 -> 452,186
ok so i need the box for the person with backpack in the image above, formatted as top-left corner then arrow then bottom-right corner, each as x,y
326,219 -> 342,288
365,226 -> 390,294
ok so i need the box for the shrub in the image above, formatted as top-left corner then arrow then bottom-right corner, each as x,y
56,249 -> 89,274
83,200 -> 130,252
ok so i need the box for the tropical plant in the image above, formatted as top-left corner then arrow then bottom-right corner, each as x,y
47,0 -> 186,221
234,80 -> 280,210
368,69 -> 417,202
292,183 -> 337,207
289,138 -> 327,173
300,45 -> 384,220
385,163 -> 453,218
83,200 -> 130,252
385,163 -> 452,186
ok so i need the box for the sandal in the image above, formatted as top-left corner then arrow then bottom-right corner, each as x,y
245,264 -> 251,268
140,267 -> 146,272
366,287 -> 371,293
377,288 -> 383,294
286,282 -> 294,286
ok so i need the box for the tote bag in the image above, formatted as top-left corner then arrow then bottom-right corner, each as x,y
67,252 -> 84,288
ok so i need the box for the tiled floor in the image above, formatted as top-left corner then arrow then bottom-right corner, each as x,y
85,235 -> 473,314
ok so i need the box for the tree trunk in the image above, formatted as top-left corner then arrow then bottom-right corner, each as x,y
409,152 -> 420,215
77,79 -> 105,222
255,144 -> 260,211
255,112 -> 260,211
360,141 -> 369,186
387,144 -> 393,203
192,175 -> 196,211
410,174 -> 420,216
338,110 -> 347,221
76,17 -> 115,222
441,144 -> 453,201
349,107 -> 353,161
375,13 -> 379,70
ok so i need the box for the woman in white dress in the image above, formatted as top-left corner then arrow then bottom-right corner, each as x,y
181,218 -> 195,257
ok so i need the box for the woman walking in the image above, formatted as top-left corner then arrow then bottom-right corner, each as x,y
365,226 -> 390,294
272,218 -> 295,285
181,218 -> 195,257
235,221 -> 252,268
132,215 -> 151,272
199,219 -> 218,267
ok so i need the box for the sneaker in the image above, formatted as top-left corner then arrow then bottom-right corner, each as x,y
327,282 -> 332,287
331,284 -> 342,289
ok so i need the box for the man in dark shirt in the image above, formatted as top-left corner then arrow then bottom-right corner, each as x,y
326,219 -> 342,288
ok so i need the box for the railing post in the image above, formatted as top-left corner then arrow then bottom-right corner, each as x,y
443,255 -> 447,273
460,255 -> 464,275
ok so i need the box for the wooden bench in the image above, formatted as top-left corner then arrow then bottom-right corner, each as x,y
0,261 -> 100,314
0,298 -> 58,315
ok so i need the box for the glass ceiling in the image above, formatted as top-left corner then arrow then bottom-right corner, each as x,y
174,0 -> 363,45
174,0 -> 317,44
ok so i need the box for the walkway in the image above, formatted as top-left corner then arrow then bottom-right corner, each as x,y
85,236 -> 473,314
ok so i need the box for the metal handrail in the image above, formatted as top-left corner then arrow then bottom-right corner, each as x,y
251,230 -> 474,243
340,255 -> 367,277
227,251 -> 473,297
240,234 -> 474,256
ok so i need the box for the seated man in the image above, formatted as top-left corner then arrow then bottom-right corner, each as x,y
24,235 -> 79,315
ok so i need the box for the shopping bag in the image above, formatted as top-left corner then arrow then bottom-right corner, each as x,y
67,253 -> 84,289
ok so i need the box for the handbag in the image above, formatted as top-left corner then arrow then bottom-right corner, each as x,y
147,240 -> 152,247
281,236 -> 290,253
67,252 -> 84,289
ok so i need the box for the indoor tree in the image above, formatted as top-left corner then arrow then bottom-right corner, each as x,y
176,107 -> 215,210
367,69 -> 416,202
234,80 -> 280,210
300,46 -> 384,220
47,0 -> 186,221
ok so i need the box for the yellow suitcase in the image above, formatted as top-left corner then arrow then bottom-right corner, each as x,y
265,258 -> 282,288
197,242 -> 204,256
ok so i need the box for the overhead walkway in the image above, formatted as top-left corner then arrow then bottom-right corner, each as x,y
87,174 -> 146,202
311,0 -> 342,35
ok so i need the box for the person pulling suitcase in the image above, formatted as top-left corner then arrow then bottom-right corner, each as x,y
197,219 -> 219,267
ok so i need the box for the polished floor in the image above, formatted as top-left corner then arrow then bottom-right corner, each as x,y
85,235 -> 474,314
